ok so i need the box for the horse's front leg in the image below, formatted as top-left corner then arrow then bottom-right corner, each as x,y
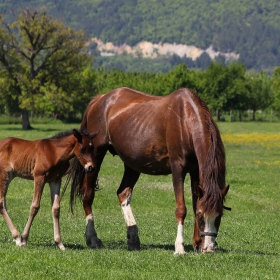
117,165 -> 140,251
49,180 -> 65,250
83,172 -> 103,249
172,167 -> 187,255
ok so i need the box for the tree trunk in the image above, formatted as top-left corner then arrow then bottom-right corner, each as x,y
22,109 -> 32,130
230,109 -> 233,122
216,109 -> 220,121
252,110 -> 256,121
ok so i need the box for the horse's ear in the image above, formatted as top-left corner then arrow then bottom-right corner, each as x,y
221,185 -> 230,198
73,129 -> 82,143
193,182 -> 203,198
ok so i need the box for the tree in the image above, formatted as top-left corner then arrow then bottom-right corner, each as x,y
245,71 -> 273,121
0,8 -> 91,129
201,62 -> 248,121
271,67 -> 280,116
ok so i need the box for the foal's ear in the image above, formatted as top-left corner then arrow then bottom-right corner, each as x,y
221,185 -> 230,198
73,129 -> 83,143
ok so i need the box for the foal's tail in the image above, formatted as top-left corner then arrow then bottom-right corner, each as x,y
62,157 -> 85,214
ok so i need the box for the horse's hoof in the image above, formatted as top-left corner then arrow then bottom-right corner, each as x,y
127,225 -> 140,250
174,251 -> 186,255
86,237 -> 103,249
128,241 -> 140,251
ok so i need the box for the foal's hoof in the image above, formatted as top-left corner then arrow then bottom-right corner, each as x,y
56,242 -> 66,251
14,236 -> 26,247
86,236 -> 104,249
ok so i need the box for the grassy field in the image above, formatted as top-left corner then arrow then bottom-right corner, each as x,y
0,121 -> 279,279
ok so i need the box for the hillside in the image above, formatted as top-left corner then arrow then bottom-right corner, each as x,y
2,0 -> 280,71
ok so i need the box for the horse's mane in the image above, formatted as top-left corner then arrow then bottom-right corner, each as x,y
81,94 -> 104,129
190,90 -> 226,214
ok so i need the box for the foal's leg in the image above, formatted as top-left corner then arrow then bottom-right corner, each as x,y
83,172 -> 103,249
117,165 -> 140,251
21,176 -> 45,247
172,166 -> 187,255
0,173 -> 21,244
49,180 -> 65,250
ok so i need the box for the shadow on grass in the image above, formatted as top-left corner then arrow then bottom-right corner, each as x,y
33,241 -> 280,256
100,240 -> 194,252
34,242 -> 87,250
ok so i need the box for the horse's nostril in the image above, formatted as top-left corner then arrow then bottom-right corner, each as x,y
86,166 -> 94,173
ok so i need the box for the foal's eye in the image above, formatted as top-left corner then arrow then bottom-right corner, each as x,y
80,147 -> 86,153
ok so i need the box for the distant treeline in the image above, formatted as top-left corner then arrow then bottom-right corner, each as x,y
87,62 -> 279,122
1,61 -> 280,122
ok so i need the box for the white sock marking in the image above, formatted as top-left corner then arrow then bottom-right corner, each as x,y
174,223 -> 185,255
121,197 -> 136,227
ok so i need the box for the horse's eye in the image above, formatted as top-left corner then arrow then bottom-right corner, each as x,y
80,147 -> 86,153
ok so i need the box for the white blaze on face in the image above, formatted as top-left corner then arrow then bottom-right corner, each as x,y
121,195 -> 136,227
203,212 -> 219,252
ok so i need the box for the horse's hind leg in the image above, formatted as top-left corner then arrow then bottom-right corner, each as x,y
117,165 -> 140,251
49,180 -> 65,250
21,176 -> 45,247
0,173 -> 21,244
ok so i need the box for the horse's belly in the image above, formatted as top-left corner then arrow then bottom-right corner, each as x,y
115,144 -> 171,175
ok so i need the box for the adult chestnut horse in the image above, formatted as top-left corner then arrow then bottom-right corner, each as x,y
0,129 -> 98,250
68,87 -> 230,254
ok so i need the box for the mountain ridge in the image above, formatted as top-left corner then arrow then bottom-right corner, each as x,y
2,0 -> 280,71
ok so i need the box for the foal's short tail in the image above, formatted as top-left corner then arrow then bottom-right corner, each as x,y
62,157 -> 85,214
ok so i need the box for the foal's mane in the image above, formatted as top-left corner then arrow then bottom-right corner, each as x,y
48,130 -> 73,140
190,90 -> 226,214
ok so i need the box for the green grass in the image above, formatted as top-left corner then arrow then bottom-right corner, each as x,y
0,122 -> 279,279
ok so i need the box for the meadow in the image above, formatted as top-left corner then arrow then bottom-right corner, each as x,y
0,121 -> 279,280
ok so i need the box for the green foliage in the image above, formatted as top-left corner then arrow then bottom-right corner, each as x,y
0,8 -> 93,128
201,62 -> 248,112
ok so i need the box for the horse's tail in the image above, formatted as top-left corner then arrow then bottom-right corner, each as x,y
62,157 -> 85,214
191,93 -> 226,214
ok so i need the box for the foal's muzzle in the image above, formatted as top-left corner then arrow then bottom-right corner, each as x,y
85,165 -> 95,173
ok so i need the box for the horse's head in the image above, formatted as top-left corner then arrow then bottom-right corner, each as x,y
73,129 -> 99,173
193,184 -> 230,253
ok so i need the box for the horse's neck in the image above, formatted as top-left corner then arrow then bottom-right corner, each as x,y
50,135 -> 77,162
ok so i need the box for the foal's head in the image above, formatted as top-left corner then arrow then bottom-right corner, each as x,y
73,129 -> 99,173
193,184 -> 230,253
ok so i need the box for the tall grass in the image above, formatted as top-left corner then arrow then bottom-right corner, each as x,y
0,122 -> 279,279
